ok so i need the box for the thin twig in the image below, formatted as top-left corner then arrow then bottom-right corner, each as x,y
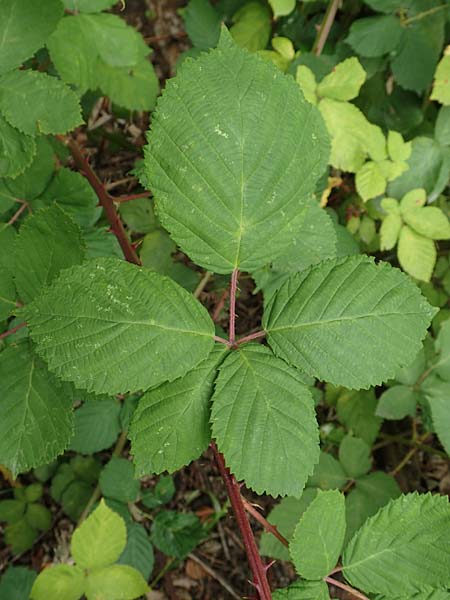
213,335 -> 230,346
229,269 -> 239,346
211,443 -> 272,600
324,576 -> 369,600
212,288 -> 229,322
0,323 -> 26,341
7,202 -> 29,225
403,3 -> 447,25
242,497 -> 288,548
60,136 -> 141,266
77,430 -> 128,524
237,330 -> 266,346
193,271 -> 212,299
312,0 -> 340,55
188,553 -> 240,600
389,432 -> 430,476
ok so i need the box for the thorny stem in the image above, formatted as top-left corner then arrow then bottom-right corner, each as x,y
211,443 -> 272,600
229,269 -> 239,346
242,497 -> 289,548
324,576 -> 369,600
60,136 -> 141,266
0,322 -> 26,341
312,0 -> 340,56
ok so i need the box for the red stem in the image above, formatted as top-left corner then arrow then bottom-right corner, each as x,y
242,497 -> 289,548
323,576 -> 369,600
116,191 -> 152,203
211,443 -> 272,600
237,330 -> 266,346
0,322 -> 26,341
213,335 -> 230,346
61,137 -> 141,266
229,269 -> 239,345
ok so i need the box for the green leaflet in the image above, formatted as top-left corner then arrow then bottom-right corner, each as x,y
85,564 -> 148,600
30,565 -> 85,600
47,13 -> 158,111
344,471 -> 401,544
14,204 -> 85,303
260,489 -> 318,561
0,0 -> 63,76
230,2 -> 271,52
316,57 -> 366,102
397,225 -> 436,282
343,493 -> 450,595
263,255 -> 436,389
0,70 -> 83,136
290,489 -> 345,579
183,0 -> 221,50
70,399 -> 121,454
422,376 -> 450,457
338,435 -> 371,479
72,500 -> 126,569
307,452 -> 347,490
63,0 -> 118,11
346,15 -> 403,58
431,54 -> 450,105
273,580 -> 330,599
0,114 -> 36,179
269,0 -> 296,18
25,258 -> 215,395
211,344 -> 320,497
99,457 -> 140,503
144,29 -> 329,274
0,343 -> 74,476
0,224 -> 17,320
0,567 -> 36,600
376,385 -> 418,420
36,167 -> 100,227
118,523 -> 154,580
130,346 -> 227,476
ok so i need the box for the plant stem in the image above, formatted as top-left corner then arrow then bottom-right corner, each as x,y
211,443 -> 272,600
115,191 -> 152,203
324,576 -> 369,600
389,432 -> 430,476
312,0 -> 340,56
237,330 -> 266,345
77,430 -> 128,525
403,4 -> 447,25
242,497 -> 289,548
0,322 -> 26,341
7,202 -> 29,225
213,335 -> 230,346
193,271 -> 212,299
61,136 -> 141,266
229,269 -> 239,346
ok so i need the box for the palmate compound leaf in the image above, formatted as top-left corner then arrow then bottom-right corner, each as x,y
342,493 -> 450,595
25,258 -> 215,395
210,344 -> 320,497
144,27 -> 329,274
0,342 -> 74,476
263,255 -> 436,389
130,346 -> 228,476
